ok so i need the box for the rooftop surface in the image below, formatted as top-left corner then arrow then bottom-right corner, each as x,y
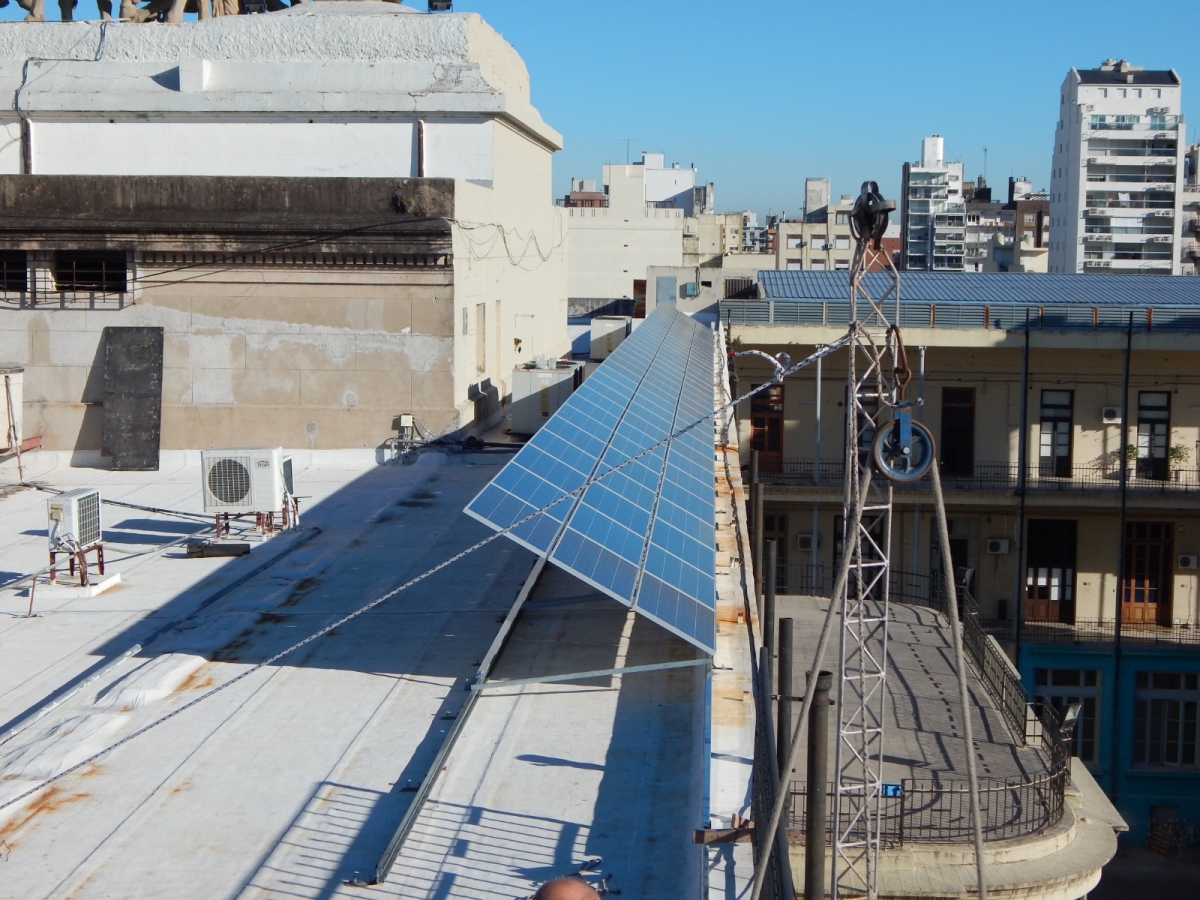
757,270 -> 1200,306
0,448 -> 721,899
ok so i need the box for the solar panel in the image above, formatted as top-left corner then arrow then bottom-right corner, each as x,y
465,306 -> 718,653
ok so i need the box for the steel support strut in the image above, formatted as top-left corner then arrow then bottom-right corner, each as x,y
830,192 -> 903,900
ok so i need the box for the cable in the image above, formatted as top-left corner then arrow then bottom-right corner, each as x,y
0,332 -> 846,817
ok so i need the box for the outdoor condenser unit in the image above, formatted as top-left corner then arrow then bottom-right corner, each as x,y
1101,406 -> 1122,424
201,447 -> 293,515
796,534 -> 817,551
47,488 -> 102,551
1179,555 -> 1198,571
986,539 -> 1010,555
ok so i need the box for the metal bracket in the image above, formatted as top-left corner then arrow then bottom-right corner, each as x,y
470,657 -> 711,692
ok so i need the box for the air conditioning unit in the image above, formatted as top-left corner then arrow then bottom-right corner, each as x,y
986,538 -> 1010,555
796,533 -> 817,552
201,447 -> 293,515
1179,555 -> 1198,570
47,488 -> 102,551
1102,406 -> 1122,424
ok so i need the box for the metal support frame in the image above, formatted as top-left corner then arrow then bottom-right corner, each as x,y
830,237 -> 902,900
469,657 -> 709,692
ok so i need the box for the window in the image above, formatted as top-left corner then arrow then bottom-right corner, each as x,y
462,307 -> 469,336
939,387 -> 975,477
1133,89 -> 1142,99
834,237 -> 850,250
1133,672 -> 1198,767
0,250 -> 26,293
54,251 -> 127,293
811,261 -> 826,271
1136,391 -> 1170,480
1152,89 -> 1161,99
1026,519 -> 1076,623
1024,213 -> 1036,224
1118,88 -> 1127,98
835,212 -> 850,225
1099,88 -> 1108,98
1039,390 -> 1073,477
1035,668 -> 1100,762
834,261 -> 849,270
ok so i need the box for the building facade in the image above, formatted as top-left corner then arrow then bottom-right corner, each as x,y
1049,60 -> 1185,275
0,8 -> 569,455
900,136 -> 966,271
563,150 -> 722,312
724,269 -> 1200,843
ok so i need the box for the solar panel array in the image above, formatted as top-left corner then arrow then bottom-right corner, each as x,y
465,305 -> 718,653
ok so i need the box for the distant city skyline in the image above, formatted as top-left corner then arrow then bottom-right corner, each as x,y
2,0 -> 1196,220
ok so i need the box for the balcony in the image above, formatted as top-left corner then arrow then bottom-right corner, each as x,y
986,617 -> 1200,647
757,458 -> 1200,493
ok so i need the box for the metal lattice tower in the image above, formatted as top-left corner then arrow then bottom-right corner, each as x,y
830,228 -> 903,900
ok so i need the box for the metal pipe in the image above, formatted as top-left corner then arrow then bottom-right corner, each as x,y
752,449 -> 763,602
814,352 -> 822,484
416,119 -> 425,178
931,464 -> 987,900
759,646 -> 798,900
805,670 -> 832,900
777,617 -> 794,779
917,345 -> 926,421
765,539 -> 778,694
1011,311 -> 1031,651
1111,312 -> 1133,800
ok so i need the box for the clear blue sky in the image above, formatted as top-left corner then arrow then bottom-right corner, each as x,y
3,0 -> 1197,219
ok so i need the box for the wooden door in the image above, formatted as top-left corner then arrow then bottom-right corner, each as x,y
751,383 -> 784,473
1122,522 -> 1173,625
1025,519 -> 1077,623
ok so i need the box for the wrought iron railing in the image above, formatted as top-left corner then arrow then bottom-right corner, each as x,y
788,766 -> 1067,845
991,617 -> 1200,647
963,595 -> 1030,742
783,582 -> 1070,846
758,458 -> 1200,492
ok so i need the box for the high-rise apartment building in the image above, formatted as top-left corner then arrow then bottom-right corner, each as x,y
900,135 -> 966,271
1049,59 -> 1185,275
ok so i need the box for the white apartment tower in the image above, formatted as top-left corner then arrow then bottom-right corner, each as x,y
900,135 -> 966,271
1049,60 -> 1185,274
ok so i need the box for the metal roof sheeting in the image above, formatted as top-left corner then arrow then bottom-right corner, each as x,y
758,271 -> 1200,307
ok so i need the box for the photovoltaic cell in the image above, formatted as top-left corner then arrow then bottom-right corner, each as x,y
464,305 -> 718,653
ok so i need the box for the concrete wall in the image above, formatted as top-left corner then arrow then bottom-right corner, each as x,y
451,120 -> 569,427
566,207 -> 683,302
645,264 -> 760,317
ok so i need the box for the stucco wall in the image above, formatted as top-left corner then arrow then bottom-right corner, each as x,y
3,266 -> 456,453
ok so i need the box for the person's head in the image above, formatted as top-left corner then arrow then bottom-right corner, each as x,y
531,875 -> 602,900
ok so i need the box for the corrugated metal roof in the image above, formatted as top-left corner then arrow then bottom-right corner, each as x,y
757,271 -> 1200,307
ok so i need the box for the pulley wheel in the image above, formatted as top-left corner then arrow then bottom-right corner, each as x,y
871,418 -> 935,483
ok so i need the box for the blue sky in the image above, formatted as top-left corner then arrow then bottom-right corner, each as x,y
3,0 -> 1197,219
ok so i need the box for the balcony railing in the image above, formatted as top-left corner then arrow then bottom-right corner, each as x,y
758,458 -> 1200,492
721,299 -> 1200,332
985,617 -> 1200,646
782,575 -> 1068,846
